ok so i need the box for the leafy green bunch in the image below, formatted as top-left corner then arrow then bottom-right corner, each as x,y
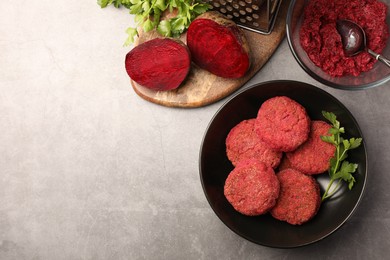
98,0 -> 210,45
320,111 -> 363,201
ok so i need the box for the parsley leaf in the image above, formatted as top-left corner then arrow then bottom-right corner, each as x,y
320,111 -> 363,201
124,27 -> 138,46
97,0 -> 211,45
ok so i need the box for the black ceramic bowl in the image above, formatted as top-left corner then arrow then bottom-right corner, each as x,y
199,80 -> 367,248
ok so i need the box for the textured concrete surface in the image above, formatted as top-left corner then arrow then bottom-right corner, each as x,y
1,1 -> 390,259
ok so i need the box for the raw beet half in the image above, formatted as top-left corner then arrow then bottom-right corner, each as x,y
186,12 -> 251,78
125,38 -> 191,91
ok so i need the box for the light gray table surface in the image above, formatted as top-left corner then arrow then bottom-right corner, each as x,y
1,1 -> 390,259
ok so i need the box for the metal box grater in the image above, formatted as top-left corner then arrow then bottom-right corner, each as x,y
205,0 -> 283,34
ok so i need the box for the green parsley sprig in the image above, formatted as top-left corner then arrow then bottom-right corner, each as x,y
320,111 -> 363,201
98,0 -> 210,45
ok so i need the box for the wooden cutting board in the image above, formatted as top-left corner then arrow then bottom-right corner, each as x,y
131,0 -> 289,108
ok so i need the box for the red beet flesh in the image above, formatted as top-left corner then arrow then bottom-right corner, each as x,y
125,38 -> 191,91
187,12 -> 250,78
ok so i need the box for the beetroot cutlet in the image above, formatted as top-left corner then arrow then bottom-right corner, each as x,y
224,159 -> 280,216
270,168 -> 321,225
286,120 -> 336,175
255,96 -> 311,152
226,119 -> 282,168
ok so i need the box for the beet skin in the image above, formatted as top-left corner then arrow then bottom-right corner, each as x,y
186,11 -> 251,78
125,38 -> 191,91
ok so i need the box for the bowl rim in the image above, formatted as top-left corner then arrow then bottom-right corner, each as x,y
198,80 -> 368,248
286,0 -> 390,90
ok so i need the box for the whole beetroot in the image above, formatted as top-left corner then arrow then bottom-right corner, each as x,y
186,11 -> 251,78
125,38 -> 191,91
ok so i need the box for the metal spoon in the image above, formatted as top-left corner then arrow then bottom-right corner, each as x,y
336,19 -> 390,67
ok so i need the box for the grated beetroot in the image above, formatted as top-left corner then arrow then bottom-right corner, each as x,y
300,0 -> 389,77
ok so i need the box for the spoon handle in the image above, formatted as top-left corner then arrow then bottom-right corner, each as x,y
367,49 -> 390,68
